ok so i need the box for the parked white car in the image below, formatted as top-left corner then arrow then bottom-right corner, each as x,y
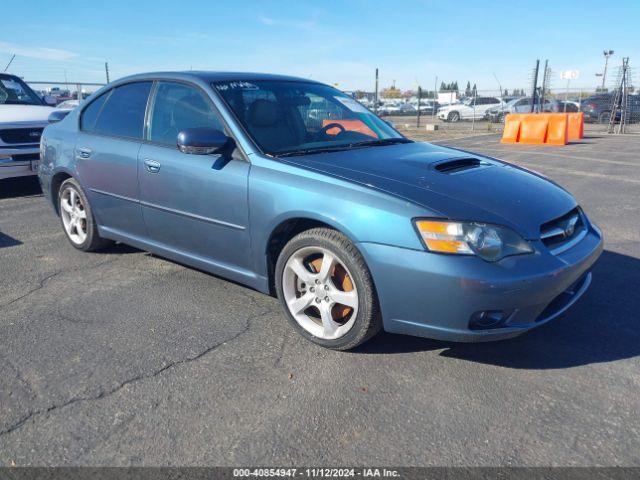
377,103 -> 402,116
437,96 -> 503,122
55,99 -> 81,110
409,99 -> 439,114
0,73 -> 55,180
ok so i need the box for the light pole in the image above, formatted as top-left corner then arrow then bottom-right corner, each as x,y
601,50 -> 614,91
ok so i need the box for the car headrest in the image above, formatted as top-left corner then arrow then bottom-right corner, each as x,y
248,99 -> 281,127
282,96 -> 311,107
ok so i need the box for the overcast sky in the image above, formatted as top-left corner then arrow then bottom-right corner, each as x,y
2,0 -> 638,92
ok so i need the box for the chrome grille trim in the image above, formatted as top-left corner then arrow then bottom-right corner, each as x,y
549,228 -> 588,255
540,208 -> 586,255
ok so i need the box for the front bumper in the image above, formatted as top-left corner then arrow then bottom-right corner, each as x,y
357,224 -> 603,342
0,145 -> 40,180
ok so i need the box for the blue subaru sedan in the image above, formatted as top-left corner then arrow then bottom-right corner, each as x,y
39,72 -> 603,350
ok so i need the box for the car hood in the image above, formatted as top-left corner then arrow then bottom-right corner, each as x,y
0,105 -> 55,123
280,142 -> 577,239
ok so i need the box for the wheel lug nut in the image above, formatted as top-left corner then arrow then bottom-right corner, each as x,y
310,287 -> 315,292
324,285 -> 329,290
324,296 -> 330,302
315,298 -> 321,303
315,279 -> 320,285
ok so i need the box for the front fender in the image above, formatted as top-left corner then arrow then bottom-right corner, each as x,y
248,155 -> 431,279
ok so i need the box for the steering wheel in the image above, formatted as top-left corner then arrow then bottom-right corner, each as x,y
315,122 -> 346,140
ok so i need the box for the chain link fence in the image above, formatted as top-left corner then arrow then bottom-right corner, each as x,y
21,76 -> 638,141
26,81 -> 105,107
352,85 -> 639,140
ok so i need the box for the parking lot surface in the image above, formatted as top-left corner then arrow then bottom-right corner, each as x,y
1,134 -> 639,466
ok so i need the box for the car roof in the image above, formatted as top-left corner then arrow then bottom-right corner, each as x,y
113,71 -> 322,85
0,73 -> 21,80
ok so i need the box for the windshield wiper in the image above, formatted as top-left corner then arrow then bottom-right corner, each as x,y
278,145 -> 361,157
277,138 -> 412,157
346,138 -> 413,148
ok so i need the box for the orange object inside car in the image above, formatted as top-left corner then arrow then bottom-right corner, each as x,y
322,119 -> 377,138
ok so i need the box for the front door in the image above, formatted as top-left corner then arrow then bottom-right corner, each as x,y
137,81 -> 252,277
75,81 -> 152,237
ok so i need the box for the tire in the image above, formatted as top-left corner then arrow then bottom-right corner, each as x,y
447,111 -> 461,123
275,228 -> 382,350
58,178 -> 111,252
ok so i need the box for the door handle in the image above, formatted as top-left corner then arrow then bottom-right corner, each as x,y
144,158 -> 161,173
76,147 -> 92,160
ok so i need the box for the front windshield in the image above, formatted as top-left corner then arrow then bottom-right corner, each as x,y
213,80 -> 407,155
0,76 -> 44,106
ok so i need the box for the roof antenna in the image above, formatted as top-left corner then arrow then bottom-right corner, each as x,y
492,72 -> 503,99
3,54 -> 16,72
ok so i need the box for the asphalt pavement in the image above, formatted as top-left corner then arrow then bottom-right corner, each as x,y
0,134 -> 639,466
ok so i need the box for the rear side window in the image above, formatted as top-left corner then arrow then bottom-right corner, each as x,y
148,82 -> 222,145
80,92 -> 109,132
93,82 -> 152,139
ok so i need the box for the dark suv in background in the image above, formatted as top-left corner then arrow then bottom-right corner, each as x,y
581,94 -> 640,123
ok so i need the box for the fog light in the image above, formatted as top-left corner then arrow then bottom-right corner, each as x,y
470,310 -> 509,330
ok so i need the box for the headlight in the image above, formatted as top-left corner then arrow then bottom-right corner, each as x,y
414,220 -> 533,262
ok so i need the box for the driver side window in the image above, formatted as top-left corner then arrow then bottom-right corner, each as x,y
148,82 -> 222,146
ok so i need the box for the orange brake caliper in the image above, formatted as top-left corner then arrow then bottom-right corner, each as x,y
310,257 -> 353,320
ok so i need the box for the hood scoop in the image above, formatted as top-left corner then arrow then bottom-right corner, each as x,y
433,157 -> 490,174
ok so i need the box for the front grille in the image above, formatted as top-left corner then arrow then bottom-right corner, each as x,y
11,153 -> 40,162
540,207 -> 585,252
0,128 -> 44,144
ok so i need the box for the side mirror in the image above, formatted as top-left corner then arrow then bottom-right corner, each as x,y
44,95 -> 57,106
177,128 -> 232,155
48,110 -> 70,124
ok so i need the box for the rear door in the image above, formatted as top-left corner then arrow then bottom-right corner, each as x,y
137,81 -> 251,275
75,81 -> 152,237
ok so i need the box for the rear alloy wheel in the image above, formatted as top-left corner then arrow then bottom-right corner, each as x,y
275,228 -> 381,350
448,111 -> 461,122
58,178 -> 110,251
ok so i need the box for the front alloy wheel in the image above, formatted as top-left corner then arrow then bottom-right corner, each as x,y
275,228 -> 382,350
283,246 -> 358,340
